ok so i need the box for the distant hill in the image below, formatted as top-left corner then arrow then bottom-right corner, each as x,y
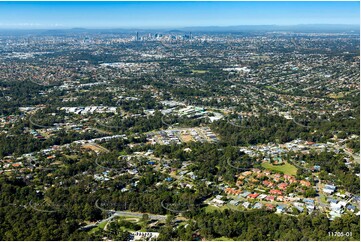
0,24 -> 358,35
180,24 -> 360,33
167,30 -> 184,33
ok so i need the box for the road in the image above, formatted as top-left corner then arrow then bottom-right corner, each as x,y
292,118 -> 311,128
79,212 -> 118,231
114,211 -> 166,221
80,201 -> 168,231
342,148 -> 360,164
19,134 -> 125,158
331,143 -> 360,164
95,199 -> 167,221
315,177 -> 328,211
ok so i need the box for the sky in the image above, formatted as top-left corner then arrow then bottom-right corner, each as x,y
0,1 -> 359,29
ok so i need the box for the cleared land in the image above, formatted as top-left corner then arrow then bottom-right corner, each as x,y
82,143 -> 109,153
261,161 -> 297,175
328,92 -> 345,99
180,134 -> 193,142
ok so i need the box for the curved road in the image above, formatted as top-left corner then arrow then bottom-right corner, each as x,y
95,199 -> 167,221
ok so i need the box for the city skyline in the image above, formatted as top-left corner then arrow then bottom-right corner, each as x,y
0,1 -> 359,29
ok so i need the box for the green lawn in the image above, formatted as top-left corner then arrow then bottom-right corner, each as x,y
320,194 -> 327,204
261,162 -> 297,175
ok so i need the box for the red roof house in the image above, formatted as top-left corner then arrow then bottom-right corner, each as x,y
248,193 -> 259,199
270,189 -> 283,195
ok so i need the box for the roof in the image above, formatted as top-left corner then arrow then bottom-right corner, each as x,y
323,188 -> 335,194
278,183 -> 288,189
327,198 -> 338,204
338,201 -> 347,207
347,204 -> 355,210
324,184 -> 336,190
258,194 -> 267,199
302,198 -> 314,204
265,204 -> 275,209
229,200 -> 239,205
253,202 -> 263,208
300,180 -> 311,186
248,193 -> 259,198
212,198 -> 225,204
241,191 -> 251,197
277,204 -> 286,209
270,189 -> 282,195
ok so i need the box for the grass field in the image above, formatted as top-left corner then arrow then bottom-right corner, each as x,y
214,236 -> 234,241
191,70 -> 207,74
328,92 -> 344,99
261,162 -> 297,175
204,204 -> 244,213
204,205 -> 227,213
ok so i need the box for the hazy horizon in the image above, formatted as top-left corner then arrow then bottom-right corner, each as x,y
0,23 -> 360,31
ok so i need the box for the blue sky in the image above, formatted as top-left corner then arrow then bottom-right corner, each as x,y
0,1 -> 359,29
